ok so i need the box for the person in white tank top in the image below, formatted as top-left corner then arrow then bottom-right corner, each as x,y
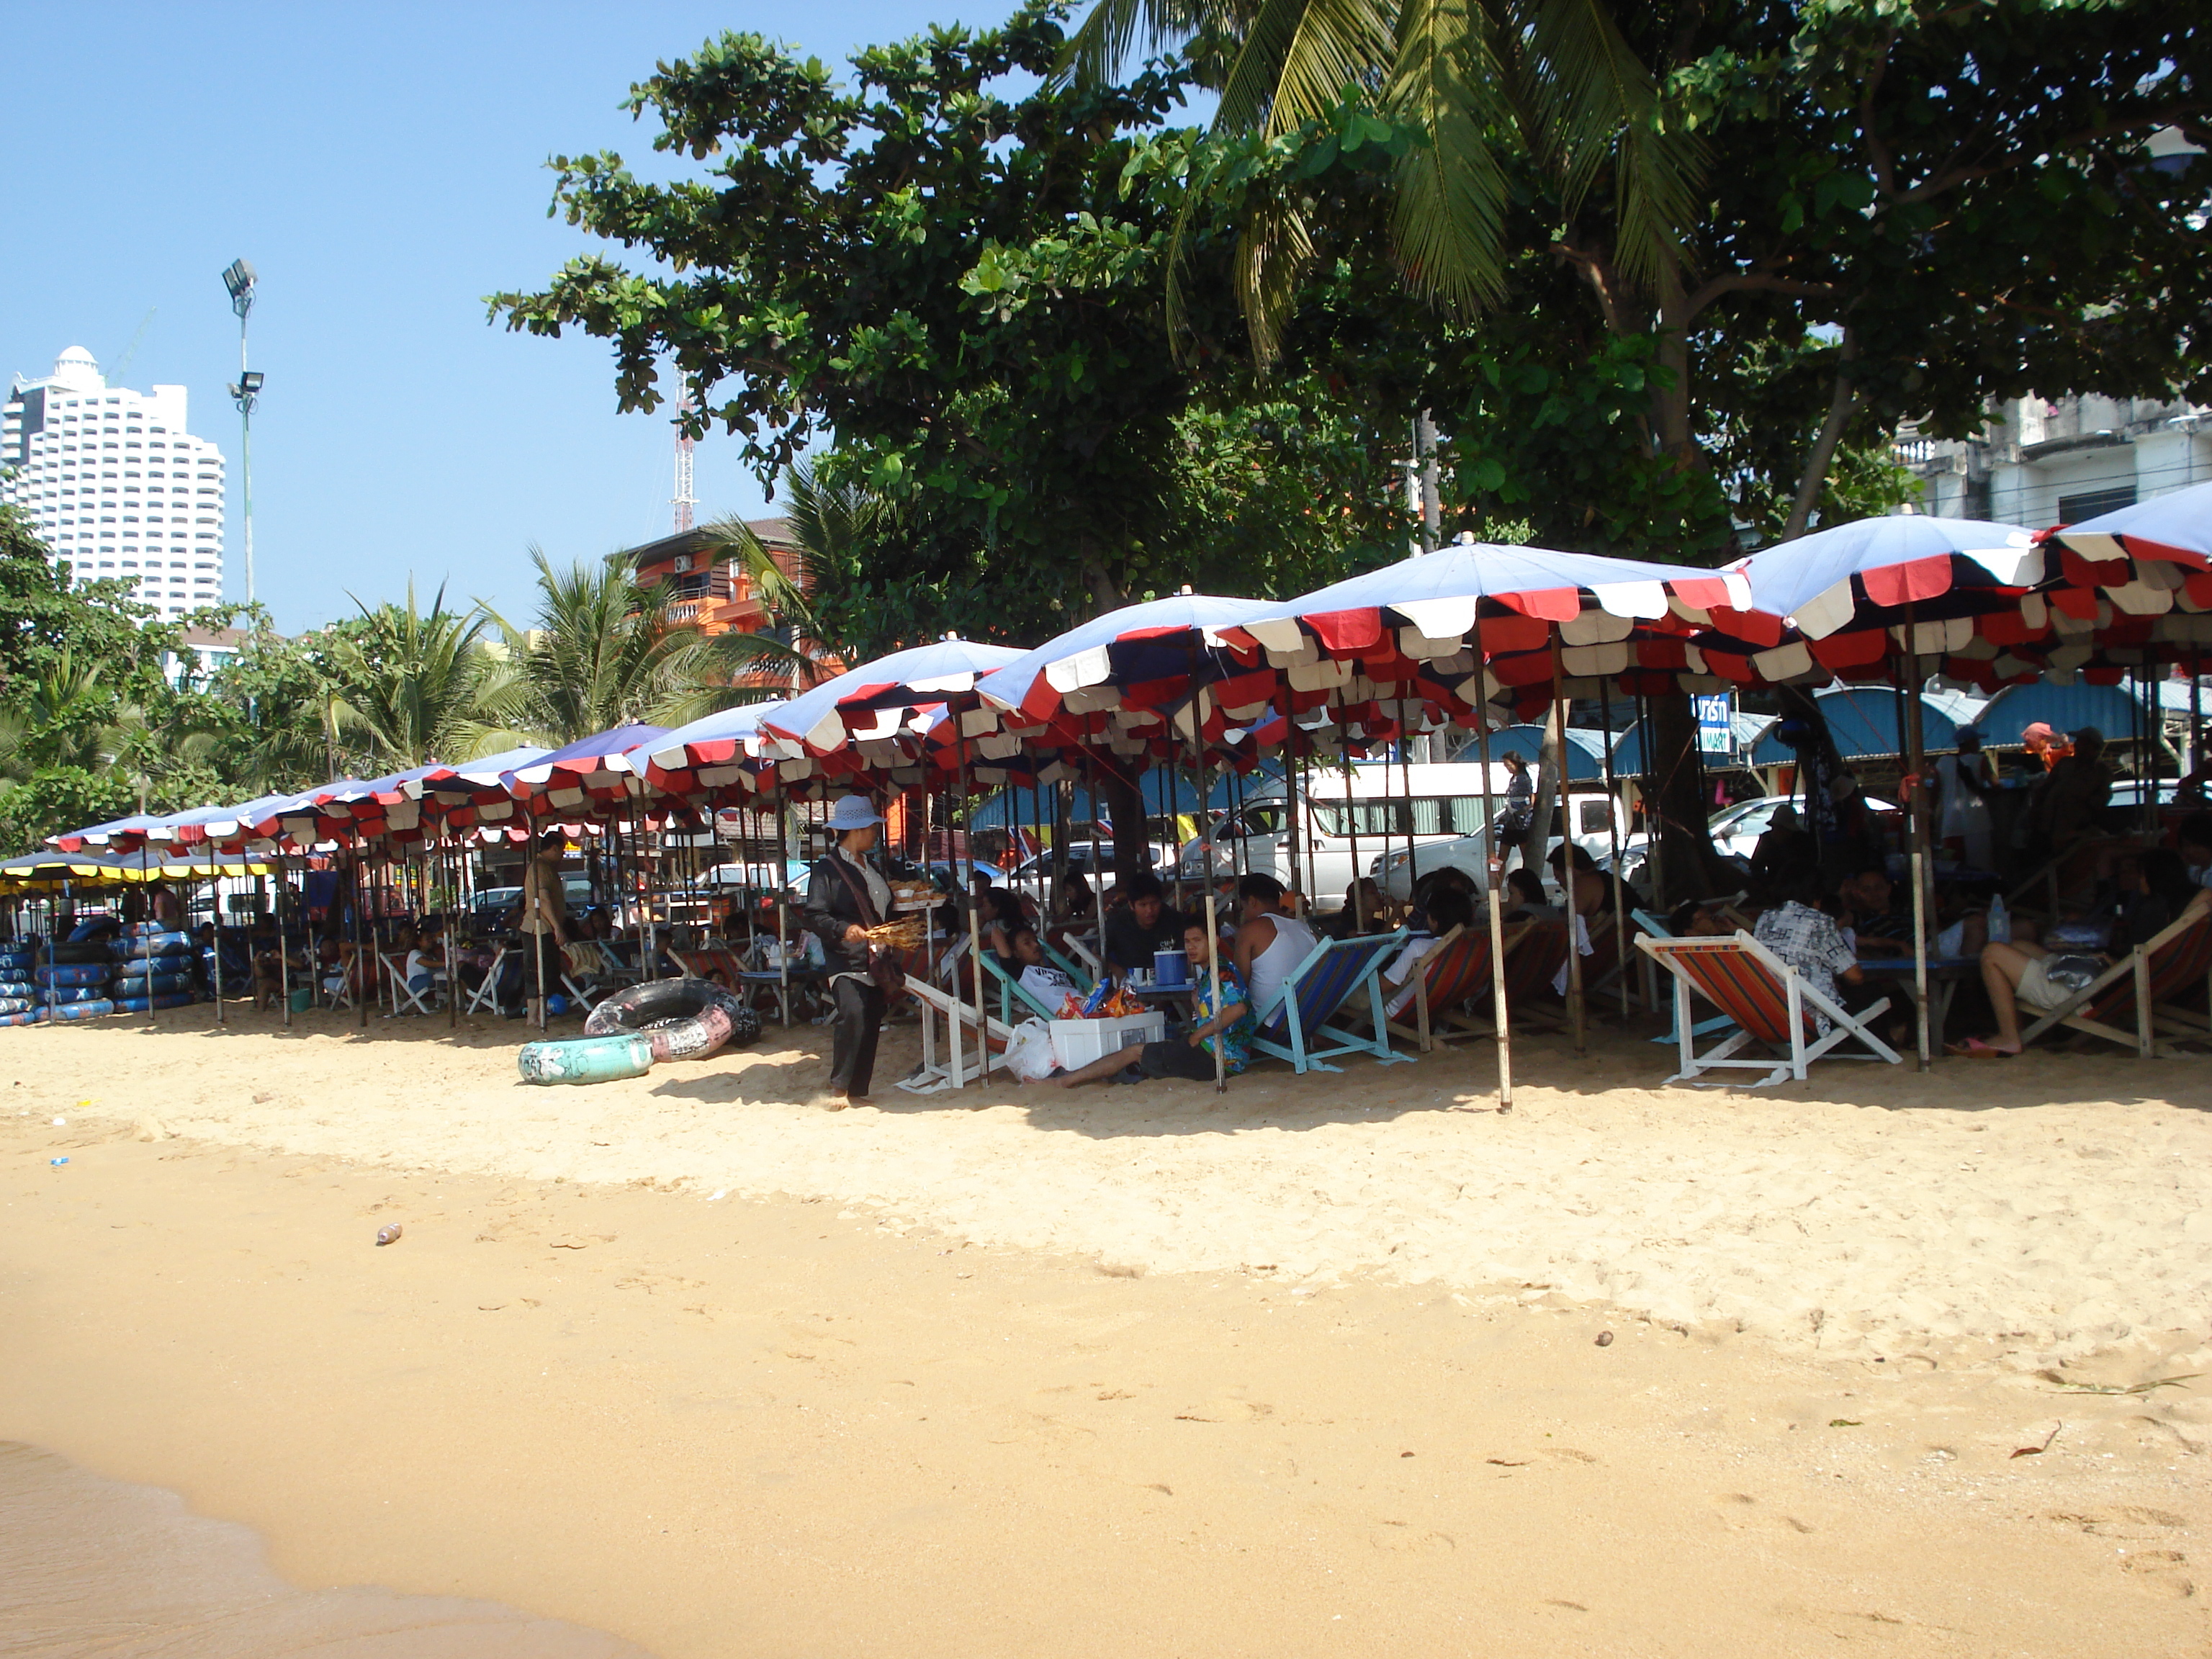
1233,873 -> 1319,1023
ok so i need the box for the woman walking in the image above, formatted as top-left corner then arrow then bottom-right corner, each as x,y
802,796 -> 899,1106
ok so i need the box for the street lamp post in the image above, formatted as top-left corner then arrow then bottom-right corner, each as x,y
221,258 -> 260,607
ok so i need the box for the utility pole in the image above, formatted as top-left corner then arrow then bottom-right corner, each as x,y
222,260 -> 262,606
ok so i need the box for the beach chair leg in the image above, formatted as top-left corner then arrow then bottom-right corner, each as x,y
2136,952 -> 2155,1058
1416,973 -> 1432,1053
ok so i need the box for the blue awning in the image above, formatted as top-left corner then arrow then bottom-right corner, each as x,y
1975,681 -> 2156,748
1748,687 -> 1981,764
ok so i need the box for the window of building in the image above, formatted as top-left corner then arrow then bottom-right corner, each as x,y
2058,486 -> 2137,523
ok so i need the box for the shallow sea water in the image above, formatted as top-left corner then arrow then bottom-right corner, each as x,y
0,1442 -> 652,1658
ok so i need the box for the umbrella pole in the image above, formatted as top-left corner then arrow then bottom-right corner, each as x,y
354,847 -> 369,1031
1551,637 -> 1586,1056
1476,693 -> 1512,1110
1340,696 -> 1363,929
279,851 -> 292,1029
211,868 -> 224,1026
1902,610 -> 1930,1071
1181,657 -> 1226,1094
1599,677 -> 1628,1022
958,720 -> 988,1082
144,840 -> 156,1030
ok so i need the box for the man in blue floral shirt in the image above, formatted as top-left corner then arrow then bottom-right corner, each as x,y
1051,920 -> 1256,1087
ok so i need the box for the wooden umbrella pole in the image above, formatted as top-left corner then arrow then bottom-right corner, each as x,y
445,836 -> 459,1030
1475,685 -> 1513,1110
1339,693 -> 1363,930
1902,608 -> 1930,1071
957,711 -> 989,1081
278,850 -> 292,1029
354,844 -> 369,1030
1550,635 -> 1586,1056
1182,653 -> 1226,1094
1599,675 -> 1629,1022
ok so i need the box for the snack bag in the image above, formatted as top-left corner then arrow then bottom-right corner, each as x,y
1079,981 -> 1112,1017
1058,992 -> 1089,1020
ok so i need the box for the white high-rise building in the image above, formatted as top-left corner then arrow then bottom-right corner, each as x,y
0,346 -> 228,618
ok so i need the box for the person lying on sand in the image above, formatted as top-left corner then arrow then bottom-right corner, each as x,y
1049,921 -> 1254,1088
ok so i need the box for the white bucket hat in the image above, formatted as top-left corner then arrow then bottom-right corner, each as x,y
827,795 -> 884,831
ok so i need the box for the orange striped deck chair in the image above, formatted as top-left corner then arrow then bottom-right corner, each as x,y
1637,931 -> 1901,1087
1384,925 -> 1494,1051
2019,906 -> 2212,1058
1501,919 -> 1572,1031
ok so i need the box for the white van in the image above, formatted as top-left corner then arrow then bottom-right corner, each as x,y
1175,762 -> 1517,909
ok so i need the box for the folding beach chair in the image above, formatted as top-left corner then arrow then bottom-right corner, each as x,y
1637,932 -> 1900,1087
979,950 -> 1094,1025
1249,929 -> 1415,1074
2018,909 -> 2212,1058
462,945 -> 509,1016
1382,924 -> 1509,1051
899,971 -> 1020,1094
384,950 -> 439,1016
1499,919 -> 1573,1032
1632,908 -> 1738,1046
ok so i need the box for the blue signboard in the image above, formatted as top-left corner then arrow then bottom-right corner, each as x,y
1696,693 -> 1735,756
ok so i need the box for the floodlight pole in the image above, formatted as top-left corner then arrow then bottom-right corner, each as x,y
222,260 -> 261,607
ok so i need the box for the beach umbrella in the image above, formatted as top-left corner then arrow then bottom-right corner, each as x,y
409,745 -> 552,834
1708,515 -> 2046,689
500,724 -> 668,814
47,810 -> 179,855
634,701 -> 787,799
2051,478 -> 2212,573
760,637 -> 1025,792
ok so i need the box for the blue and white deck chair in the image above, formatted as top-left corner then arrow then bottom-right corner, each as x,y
981,948 -> 1094,1025
1249,929 -> 1416,1074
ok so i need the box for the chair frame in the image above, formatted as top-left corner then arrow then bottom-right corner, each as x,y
1249,929 -> 1416,1074
1384,923 -> 1519,1051
2017,907 -> 2212,1058
1637,930 -> 1901,1087
382,949 -> 440,1017
461,944 -> 509,1017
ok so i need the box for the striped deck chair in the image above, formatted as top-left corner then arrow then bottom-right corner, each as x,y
1500,920 -> 1572,1032
1249,930 -> 1416,1074
2018,907 -> 2212,1058
1632,908 -> 1739,1046
1637,931 -> 1901,1087
1382,925 -> 1504,1051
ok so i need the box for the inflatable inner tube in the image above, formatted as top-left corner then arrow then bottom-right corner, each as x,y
113,971 -> 195,997
114,992 -> 196,1013
37,963 -> 113,988
584,976 -> 755,1062
45,942 -> 115,965
518,1033 -> 654,1086
117,932 -> 194,960
49,999 -> 116,1022
0,1009 -> 48,1028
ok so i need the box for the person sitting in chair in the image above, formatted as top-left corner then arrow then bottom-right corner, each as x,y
1049,920 -> 1254,1088
1753,872 -> 1895,1040
1007,925 -> 1076,1007
1231,873 -> 1319,1024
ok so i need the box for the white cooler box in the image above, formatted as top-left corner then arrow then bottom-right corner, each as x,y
1049,1012 -> 1166,1071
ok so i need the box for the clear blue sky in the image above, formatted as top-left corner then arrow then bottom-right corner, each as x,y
3,1 -> 1034,634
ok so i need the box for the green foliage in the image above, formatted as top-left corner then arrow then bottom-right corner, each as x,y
0,767 -> 136,859
493,5 -> 1413,649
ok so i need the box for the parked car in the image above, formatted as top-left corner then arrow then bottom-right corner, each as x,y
1372,789 -> 1642,904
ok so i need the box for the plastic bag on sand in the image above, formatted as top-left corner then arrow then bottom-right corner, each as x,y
1004,1017 -> 1058,1082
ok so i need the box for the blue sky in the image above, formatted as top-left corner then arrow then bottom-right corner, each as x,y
3,1 -> 1043,633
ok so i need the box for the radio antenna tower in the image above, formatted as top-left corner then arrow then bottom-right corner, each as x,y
672,386 -> 697,534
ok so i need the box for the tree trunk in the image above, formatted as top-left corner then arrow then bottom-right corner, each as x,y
1094,766 -> 1152,885
1519,726 -> 1560,886
1646,691 -> 1733,901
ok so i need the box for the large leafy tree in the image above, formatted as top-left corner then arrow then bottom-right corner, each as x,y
490,4 -> 1413,649
323,585 -> 529,772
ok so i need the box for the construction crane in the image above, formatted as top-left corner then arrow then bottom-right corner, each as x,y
107,309 -> 157,385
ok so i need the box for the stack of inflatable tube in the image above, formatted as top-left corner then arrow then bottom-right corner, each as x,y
0,942 -> 34,1017
112,925 -> 197,1013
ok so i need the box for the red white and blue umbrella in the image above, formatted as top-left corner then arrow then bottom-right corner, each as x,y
760,637 -> 1024,791
1707,514 -> 2046,689
500,724 -> 669,814
48,810 -> 178,855
410,745 -> 554,834
634,702 -> 786,799
1223,541 -> 1749,732
2043,482 -> 2212,661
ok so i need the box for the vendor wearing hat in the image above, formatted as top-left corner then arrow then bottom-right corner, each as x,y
801,795 -> 907,1106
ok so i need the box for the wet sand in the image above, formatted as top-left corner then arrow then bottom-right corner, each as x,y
0,1442 -> 647,1657
2,1015 -> 2210,1653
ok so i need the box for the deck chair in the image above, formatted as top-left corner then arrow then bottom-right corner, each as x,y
1632,908 -> 1739,1046
899,971 -> 1020,1094
2018,908 -> 2212,1058
1382,925 -> 1506,1051
1637,931 -> 1901,1087
1249,929 -> 1416,1074
979,950 -> 1094,1026
1499,920 -> 1573,1032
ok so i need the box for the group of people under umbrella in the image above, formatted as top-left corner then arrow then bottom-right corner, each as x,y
39,482 -> 2212,1100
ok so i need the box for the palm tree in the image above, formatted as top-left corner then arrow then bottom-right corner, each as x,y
1065,0 -> 1702,362
486,549 -> 809,745
324,583 -> 529,771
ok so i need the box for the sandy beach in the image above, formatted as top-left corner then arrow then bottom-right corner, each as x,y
6,1008 -> 2212,1655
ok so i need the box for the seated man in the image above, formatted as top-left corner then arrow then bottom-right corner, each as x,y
405,921 -> 447,1005
1232,873 -> 1321,1021
1102,873 -> 1189,979
1049,920 -> 1255,1087
1752,873 -> 1897,1040
1006,925 -> 1077,1007
1545,845 -> 1609,920
1838,867 -> 1911,958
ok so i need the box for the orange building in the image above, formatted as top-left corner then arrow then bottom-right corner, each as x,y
618,518 -> 839,693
